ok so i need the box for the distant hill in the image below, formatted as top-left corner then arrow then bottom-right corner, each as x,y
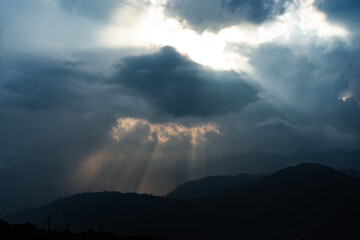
207,149 -> 360,175
167,148 -> 360,199
339,169 -> 360,178
290,149 -> 360,170
185,163 -> 360,239
6,163 -> 360,240
166,173 -> 266,199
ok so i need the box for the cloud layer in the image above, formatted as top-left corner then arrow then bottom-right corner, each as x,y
165,0 -> 291,32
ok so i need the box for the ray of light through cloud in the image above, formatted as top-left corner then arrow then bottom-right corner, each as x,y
69,118 -> 220,194
100,0 -> 349,72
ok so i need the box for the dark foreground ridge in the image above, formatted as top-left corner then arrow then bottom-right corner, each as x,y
0,219 -> 165,240
5,163 -> 360,240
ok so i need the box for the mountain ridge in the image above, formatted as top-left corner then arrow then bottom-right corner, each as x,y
5,163 -> 360,239
208,149 -> 360,175
166,173 -> 267,199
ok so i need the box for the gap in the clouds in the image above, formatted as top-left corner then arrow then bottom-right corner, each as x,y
100,0 -> 349,73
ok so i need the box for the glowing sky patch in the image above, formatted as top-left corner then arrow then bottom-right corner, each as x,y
101,3 -> 246,70
220,0 -> 348,45
298,0 -> 348,38
71,150 -> 111,189
340,91 -> 353,102
100,0 -> 348,71
112,117 -> 220,145
339,80 -> 359,104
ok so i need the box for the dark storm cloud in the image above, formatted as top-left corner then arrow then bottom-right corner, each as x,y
2,57 -> 91,111
315,0 -> 360,27
111,46 -> 259,117
165,0 -> 291,32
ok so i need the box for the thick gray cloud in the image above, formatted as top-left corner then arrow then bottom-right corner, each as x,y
111,46 -> 259,117
2,57 -> 89,111
165,0 -> 290,32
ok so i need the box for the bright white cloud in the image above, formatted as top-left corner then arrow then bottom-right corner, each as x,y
101,3 -> 247,70
219,0 -> 348,45
298,0 -> 348,38
100,0 -> 348,71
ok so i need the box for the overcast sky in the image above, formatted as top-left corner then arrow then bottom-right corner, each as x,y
1,0 -> 360,212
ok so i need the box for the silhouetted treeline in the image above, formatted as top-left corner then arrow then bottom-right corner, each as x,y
0,219 -> 166,240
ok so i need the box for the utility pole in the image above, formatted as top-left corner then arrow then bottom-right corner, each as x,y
99,222 -> 104,234
47,215 -> 51,231
66,222 -> 70,232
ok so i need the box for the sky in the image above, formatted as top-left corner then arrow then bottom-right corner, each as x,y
1,0 -> 360,212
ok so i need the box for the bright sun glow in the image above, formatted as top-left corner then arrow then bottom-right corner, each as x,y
136,6 -> 247,70
339,89 -> 354,102
299,0 -> 348,38
100,0 -> 348,71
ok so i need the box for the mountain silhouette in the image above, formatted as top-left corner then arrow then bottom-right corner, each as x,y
207,149 -> 360,175
166,173 -> 266,199
171,163 -> 360,239
339,169 -> 360,177
5,163 -> 360,239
